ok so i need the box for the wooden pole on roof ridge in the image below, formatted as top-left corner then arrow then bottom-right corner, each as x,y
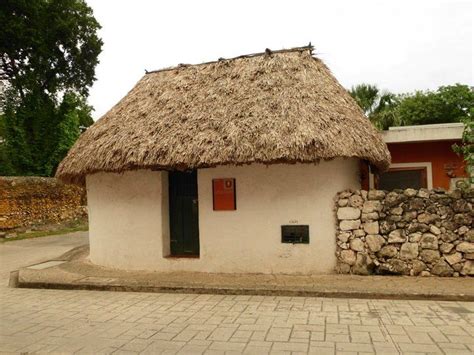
145,44 -> 316,75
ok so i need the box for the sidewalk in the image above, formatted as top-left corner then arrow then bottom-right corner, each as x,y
13,246 -> 474,301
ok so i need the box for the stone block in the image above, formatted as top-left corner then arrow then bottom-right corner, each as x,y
408,232 -> 422,243
378,245 -> 398,258
444,252 -> 463,266
442,220 -> 457,231
339,250 -> 356,266
339,220 -> 361,231
402,211 -> 417,222
390,207 -> 403,216
388,229 -> 406,243
400,243 -> 418,260
456,242 -> 474,254
339,191 -> 353,199
337,199 -> 348,207
361,212 -> 379,221
404,188 -> 417,197
379,220 -> 395,234
385,192 -> 403,207
420,233 -> 438,250
367,190 -> 385,200
417,213 -> 438,224
465,253 -> 474,260
429,225 -> 441,235
363,221 -> 379,235
337,232 -> 350,243
348,195 -> 364,208
420,249 -> 440,264
440,231 -> 457,242
461,261 -> 474,276
412,260 -> 427,275
431,260 -> 454,277
454,213 -> 472,226
366,234 -> 385,253
408,198 -> 425,211
352,253 -> 373,275
350,238 -> 365,252
387,259 -> 410,275
417,188 -> 430,198
465,229 -> 474,242
440,243 -> 454,254
407,222 -> 429,233
337,207 -> 361,220
452,199 -> 471,213
353,229 -> 366,237
362,201 -> 383,214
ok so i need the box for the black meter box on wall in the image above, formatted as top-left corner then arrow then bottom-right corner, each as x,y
281,225 -> 309,244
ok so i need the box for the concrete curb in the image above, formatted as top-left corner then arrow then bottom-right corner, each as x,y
8,270 -> 19,288
15,277 -> 474,301
14,249 -> 474,301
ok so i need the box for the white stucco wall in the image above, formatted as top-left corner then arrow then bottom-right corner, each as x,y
86,159 -> 360,274
86,170 -> 167,269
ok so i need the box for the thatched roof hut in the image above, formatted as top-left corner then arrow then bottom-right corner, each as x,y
56,45 -> 390,185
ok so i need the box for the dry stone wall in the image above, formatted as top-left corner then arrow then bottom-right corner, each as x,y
0,177 -> 87,234
335,188 -> 474,277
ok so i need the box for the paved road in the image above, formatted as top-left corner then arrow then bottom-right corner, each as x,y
1,289 -> 473,354
0,231 -> 88,285
0,233 -> 473,354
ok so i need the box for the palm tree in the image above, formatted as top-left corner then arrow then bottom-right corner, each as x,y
349,84 -> 400,130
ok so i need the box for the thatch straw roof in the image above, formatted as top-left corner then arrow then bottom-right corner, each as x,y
57,45 -> 390,185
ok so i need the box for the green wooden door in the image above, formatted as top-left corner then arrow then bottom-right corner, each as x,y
169,171 -> 200,255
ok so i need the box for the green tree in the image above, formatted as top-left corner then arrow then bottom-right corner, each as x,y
2,90 -> 91,176
349,84 -> 400,129
0,114 -> 14,176
0,0 -> 102,176
453,114 -> 474,186
0,0 -> 102,97
350,83 -> 473,130
397,84 -> 474,126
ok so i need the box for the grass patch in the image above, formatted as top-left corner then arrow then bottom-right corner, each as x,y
1,222 -> 88,243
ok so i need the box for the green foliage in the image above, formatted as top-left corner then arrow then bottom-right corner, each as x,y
2,91 -> 88,176
0,115 -> 14,175
351,83 -> 473,183
0,0 -> 102,97
349,84 -> 380,115
453,115 -> 474,185
0,0 -> 102,176
75,96 -> 94,128
397,84 -> 474,126
350,83 -> 474,130
349,84 -> 400,130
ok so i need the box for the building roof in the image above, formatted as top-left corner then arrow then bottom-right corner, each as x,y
383,123 -> 464,144
56,45 -> 391,185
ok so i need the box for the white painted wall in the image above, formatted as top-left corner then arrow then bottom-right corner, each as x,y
86,159 -> 360,274
87,170 -> 167,269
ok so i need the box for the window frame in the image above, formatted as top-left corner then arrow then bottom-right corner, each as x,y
369,162 -> 433,190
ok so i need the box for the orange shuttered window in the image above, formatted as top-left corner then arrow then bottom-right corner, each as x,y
212,178 -> 236,211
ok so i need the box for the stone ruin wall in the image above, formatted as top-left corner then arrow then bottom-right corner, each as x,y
335,188 -> 473,277
0,177 -> 87,234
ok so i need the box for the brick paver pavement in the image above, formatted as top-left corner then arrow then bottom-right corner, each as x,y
1,287 -> 473,354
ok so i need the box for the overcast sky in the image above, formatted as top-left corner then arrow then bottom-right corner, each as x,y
87,0 -> 473,120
